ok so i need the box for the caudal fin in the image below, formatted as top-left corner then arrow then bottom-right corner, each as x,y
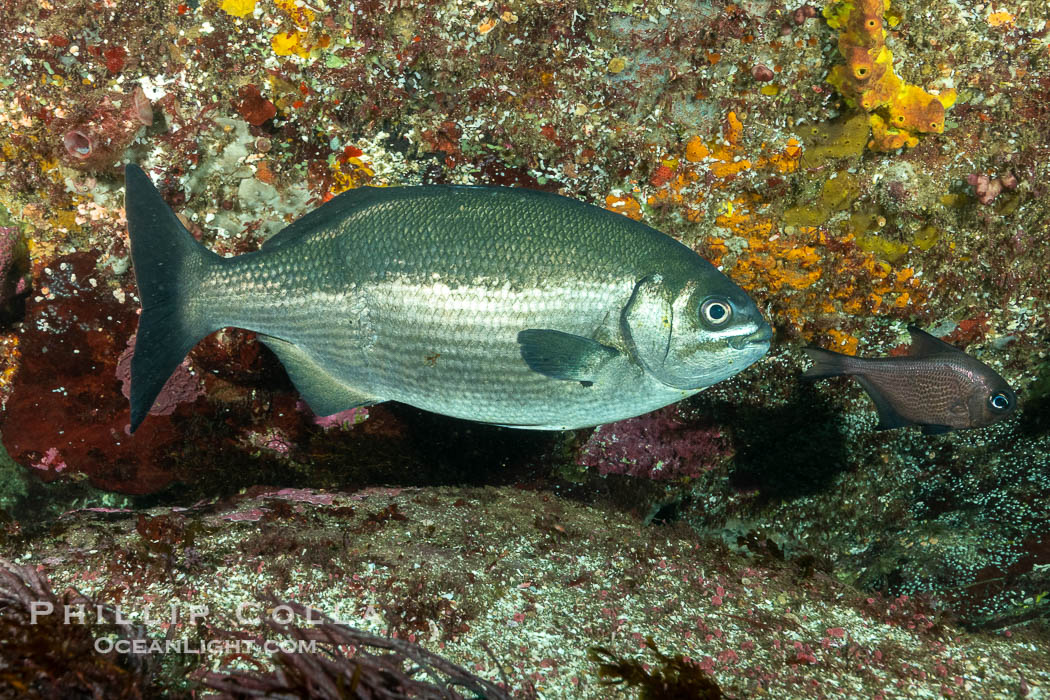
801,346 -> 855,379
125,164 -> 219,432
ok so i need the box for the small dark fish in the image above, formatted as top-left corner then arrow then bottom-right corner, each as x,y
803,325 -> 1017,434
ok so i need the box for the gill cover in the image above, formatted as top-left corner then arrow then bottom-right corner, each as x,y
621,274 -> 703,389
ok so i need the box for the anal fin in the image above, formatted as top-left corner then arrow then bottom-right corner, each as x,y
258,334 -> 381,416
854,375 -> 912,431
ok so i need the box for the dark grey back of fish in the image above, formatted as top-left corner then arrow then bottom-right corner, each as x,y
126,165 -> 770,432
249,184 -> 698,285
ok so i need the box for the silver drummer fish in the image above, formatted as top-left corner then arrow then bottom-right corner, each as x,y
125,164 -> 771,432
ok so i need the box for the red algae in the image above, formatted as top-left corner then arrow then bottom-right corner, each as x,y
0,253 -> 182,493
102,45 -> 126,73
578,406 -> 730,480
116,334 -> 204,417
235,84 -> 278,127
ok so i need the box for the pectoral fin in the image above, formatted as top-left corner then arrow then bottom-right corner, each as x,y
517,329 -> 620,384
258,334 -> 381,416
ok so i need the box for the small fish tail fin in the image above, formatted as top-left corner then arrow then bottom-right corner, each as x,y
801,346 -> 856,379
125,163 -> 220,433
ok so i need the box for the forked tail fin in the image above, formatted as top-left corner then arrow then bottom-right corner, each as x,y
801,346 -> 855,379
125,164 -> 219,432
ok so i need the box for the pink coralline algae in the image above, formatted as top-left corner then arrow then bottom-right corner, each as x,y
967,172 -> 1018,205
271,487 -> 335,505
220,508 -> 268,522
244,427 -> 294,456
31,447 -> 67,473
295,400 -> 369,429
56,86 -> 153,171
116,334 -> 204,420
577,406 -> 731,480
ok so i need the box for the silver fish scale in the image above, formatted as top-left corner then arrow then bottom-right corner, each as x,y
196,186 -> 724,428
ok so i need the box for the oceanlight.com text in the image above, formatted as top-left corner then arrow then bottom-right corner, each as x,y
94,638 -> 319,655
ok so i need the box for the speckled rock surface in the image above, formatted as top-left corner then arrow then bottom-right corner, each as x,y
4,486 -> 1048,698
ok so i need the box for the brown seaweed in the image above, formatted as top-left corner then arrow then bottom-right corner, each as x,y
0,557 -> 160,699
201,598 -> 518,700
589,637 -> 726,700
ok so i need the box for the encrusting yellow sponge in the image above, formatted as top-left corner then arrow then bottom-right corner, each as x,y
823,0 -> 956,151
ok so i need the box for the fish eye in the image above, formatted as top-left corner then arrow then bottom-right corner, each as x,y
989,393 -> 1011,411
700,298 -> 733,327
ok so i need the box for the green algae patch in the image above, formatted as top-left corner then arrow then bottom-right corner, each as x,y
848,210 -> 906,262
855,230 -> 909,263
783,171 -> 860,228
912,224 -> 940,251
820,172 -> 862,212
1027,362 -> 1050,403
0,439 -> 28,514
798,113 -> 870,171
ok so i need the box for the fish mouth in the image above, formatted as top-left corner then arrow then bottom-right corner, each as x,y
729,324 -> 773,350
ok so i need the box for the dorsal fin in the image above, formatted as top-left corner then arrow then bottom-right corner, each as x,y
907,325 -> 959,357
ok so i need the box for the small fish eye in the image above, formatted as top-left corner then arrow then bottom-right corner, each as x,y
700,298 -> 732,326
989,393 -> 1011,411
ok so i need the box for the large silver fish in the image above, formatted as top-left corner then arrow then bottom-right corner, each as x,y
125,164 -> 771,433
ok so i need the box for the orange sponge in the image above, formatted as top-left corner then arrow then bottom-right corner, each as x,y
824,0 -> 954,151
